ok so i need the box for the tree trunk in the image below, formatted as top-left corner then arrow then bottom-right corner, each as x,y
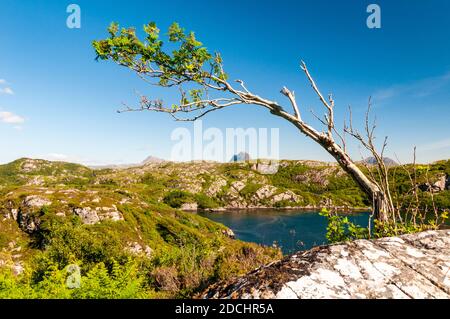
372,190 -> 390,223
322,139 -> 390,222
290,120 -> 391,222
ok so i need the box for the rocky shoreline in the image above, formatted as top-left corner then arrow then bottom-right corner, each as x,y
182,205 -> 371,213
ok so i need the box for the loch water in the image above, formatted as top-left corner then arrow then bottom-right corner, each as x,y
198,209 -> 370,254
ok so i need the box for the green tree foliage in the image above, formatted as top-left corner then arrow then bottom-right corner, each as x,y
93,21 -> 228,110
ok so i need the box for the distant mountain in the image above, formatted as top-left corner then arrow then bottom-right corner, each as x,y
230,152 -> 251,162
361,157 -> 398,166
89,155 -> 166,169
142,155 -> 166,164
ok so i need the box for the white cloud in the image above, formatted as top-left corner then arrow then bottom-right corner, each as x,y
372,71 -> 450,102
0,87 -> 14,95
0,111 -> 25,124
0,79 -> 14,95
420,138 -> 450,152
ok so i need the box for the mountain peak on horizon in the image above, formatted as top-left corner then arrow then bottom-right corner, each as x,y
230,152 -> 251,163
142,155 -> 166,164
361,156 -> 398,166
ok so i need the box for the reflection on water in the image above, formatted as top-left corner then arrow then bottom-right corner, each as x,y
198,209 -> 370,254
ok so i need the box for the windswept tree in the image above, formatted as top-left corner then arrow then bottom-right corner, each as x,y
93,22 -> 394,222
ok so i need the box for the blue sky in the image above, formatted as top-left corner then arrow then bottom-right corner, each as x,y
0,0 -> 449,165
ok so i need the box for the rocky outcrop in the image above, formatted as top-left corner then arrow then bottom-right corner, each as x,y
293,168 -> 338,187
251,161 -> 279,175
214,182 -> 301,210
180,202 -> 198,211
26,176 -> 45,186
125,242 -> 153,258
272,190 -> 299,204
231,181 -> 246,192
73,207 -> 100,224
20,159 -> 41,173
232,185 -> 300,208
254,185 -> 277,200
15,195 -> 52,233
222,228 -> 236,239
17,211 -> 41,233
202,230 -> 450,299
206,178 -> 227,197
73,206 -> 124,225
419,175 -> 447,193
23,195 -> 51,208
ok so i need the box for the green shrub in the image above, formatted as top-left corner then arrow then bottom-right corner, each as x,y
31,216 -> 128,278
270,164 -> 309,190
194,194 -> 219,210
163,190 -> 194,208
319,208 -> 369,243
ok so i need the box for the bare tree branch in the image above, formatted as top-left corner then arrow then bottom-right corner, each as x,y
280,86 -> 301,120
301,61 -> 334,137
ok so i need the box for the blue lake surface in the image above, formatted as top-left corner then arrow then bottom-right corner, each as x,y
198,210 -> 370,254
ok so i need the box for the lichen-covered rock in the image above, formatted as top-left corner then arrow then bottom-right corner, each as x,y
201,230 -> 450,299
255,185 -> 277,200
231,181 -> 246,192
97,206 -> 123,222
222,228 -> 236,239
252,162 -> 279,175
17,211 -> 40,233
23,195 -> 51,208
271,190 -> 299,204
73,206 -> 124,224
419,175 -> 447,193
434,175 -> 447,192
225,199 -> 247,209
180,202 -> 198,211
13,196 -> 51,233
20,159 -> 39,173
12,262 -> 24,275
73,207 -> 100,224
206,178 -> 227,196
26,176 -> 45,186
126,242 -> 153,258
319,198 -> 333,207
